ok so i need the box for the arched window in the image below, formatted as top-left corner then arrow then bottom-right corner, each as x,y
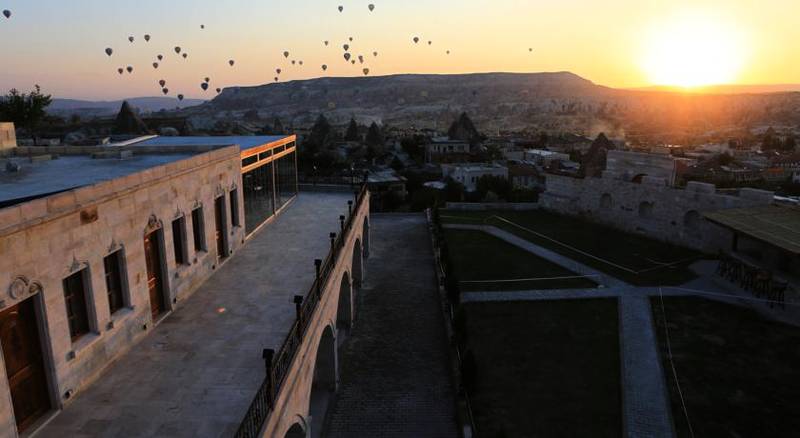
639,201 -> 654,219
600,193 -> 613,210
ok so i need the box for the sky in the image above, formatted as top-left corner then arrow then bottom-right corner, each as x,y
0,0 -> 798,100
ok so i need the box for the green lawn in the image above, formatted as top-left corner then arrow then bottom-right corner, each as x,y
441,209 -> 703,286
444,229 -> 597,291
462,300 -> 622,438
651,297 -> 800,438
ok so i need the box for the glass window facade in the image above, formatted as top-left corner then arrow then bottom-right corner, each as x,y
242,149 -> 298,235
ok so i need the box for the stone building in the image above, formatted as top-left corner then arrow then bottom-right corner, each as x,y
442,163 -> 509,192
0,134 -> 297,435
540,172 -> 774,252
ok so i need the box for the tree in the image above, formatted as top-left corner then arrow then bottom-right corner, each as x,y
344,117 -> 359,141
476,175 -> 512,201
365,122 -> 385,159
0,85 -> 53,138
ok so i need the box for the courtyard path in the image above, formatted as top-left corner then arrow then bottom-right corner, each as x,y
324,214 -> 459,438
445,223 -> 676,438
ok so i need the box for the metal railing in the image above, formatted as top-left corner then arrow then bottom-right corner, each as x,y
235,184 -> 369,438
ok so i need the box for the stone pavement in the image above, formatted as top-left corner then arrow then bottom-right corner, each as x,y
446,223 -> 675,438
324,214 -> 459,438
37,193 -> 353,438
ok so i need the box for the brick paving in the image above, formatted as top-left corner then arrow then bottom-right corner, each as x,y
324,214 -> 459,438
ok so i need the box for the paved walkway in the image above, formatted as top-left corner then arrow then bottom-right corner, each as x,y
38,193 -> 353,438
324,214 -> 459,438
446,223 -> 675,438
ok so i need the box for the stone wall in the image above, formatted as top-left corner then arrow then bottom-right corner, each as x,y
539,174 -> 774,252
0,146 -> 246,434
0,123 -> 16,151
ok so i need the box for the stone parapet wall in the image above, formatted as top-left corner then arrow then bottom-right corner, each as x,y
539,174 -> 774,252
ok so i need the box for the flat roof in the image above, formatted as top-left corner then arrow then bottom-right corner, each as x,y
0,153 -> 195,207
131,135 -> 292,151
704,205 -> 800,255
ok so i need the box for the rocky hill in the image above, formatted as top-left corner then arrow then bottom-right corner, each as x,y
182,72 -> 800,136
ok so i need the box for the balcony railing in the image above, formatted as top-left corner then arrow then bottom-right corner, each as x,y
235,184 -> 369,438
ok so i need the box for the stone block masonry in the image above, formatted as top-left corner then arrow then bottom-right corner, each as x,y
539,174 -> 774,253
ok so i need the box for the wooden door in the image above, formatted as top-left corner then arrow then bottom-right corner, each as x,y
0,298 -> 51,432
214,197 -> 227,259
144,231 -> 165,319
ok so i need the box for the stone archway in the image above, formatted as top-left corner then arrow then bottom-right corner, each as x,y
285,422 -> 306,438
351,239 -> 363,289
308,325 -> 336,438
336,273 -> 353,344
362,217 -> 370,259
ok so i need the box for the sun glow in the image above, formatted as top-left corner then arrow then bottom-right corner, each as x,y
642,13 -> 747,88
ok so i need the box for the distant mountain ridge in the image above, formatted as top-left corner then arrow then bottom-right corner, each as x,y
49,96 -> 205,116
630,84 -> 800,95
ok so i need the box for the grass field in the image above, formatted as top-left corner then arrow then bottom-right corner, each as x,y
462,300 -> 622,437
651,296 -> 800,437
441,209 -> 704,286
443,229 -> 597,291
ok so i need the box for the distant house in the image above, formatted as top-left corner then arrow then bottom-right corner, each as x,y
442,163 -> 508,192
508,163 -> 542,189
424,137 -> 471,164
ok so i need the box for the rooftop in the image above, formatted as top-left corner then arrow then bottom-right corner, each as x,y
129,135 -> 293,151
704,204 -> 800,255
0,153 -> 196,207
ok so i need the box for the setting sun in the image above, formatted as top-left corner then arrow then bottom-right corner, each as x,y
642,13 -> 747,88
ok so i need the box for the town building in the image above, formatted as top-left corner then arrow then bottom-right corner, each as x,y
0,130 -> 297,435
508,162 -> 543,190
504,149 -> 571,167
424,137 -> 471,164
442,163 -> 508,192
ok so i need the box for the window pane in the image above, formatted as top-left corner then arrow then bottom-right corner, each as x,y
192,208 -> 205,252
63,270 -> 90,340
172,217 -> 187,265
104,252 -> 125,315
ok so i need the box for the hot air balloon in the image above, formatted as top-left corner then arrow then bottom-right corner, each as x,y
182,53 -> 188,59
174,46 -> 181,54
157,54 -> 163,61
324,40 -> 329,46
2,10 -> 10,19
178,94 -> 184,101
204,77 -> 210,83
274,77 -> 279,82
118,68 -> 124,75
349,36 -> 353,42
229,60 -> 235,66
363,68 -> 370,76
373,51 -> 378,57
428,40 -> 432,45
283,51 -> 289,58
338,5 -> 343,12
128,36 -> 134,43
201,83 -> 209,91
358,55 -> 364,64
162,88 -> 169,95
344,53 -> 351,61
291,60 -> 296,65
127,66 -> 134,73
368,4 -> 375,11
276,68 -> 282,75
447,50 -> 451,55
152,62 -> 159,69
351,60 -> 356,64
200,24 -> 205,29
159,79 -> 166,87
105,48 -> 113,57
413,37 -> 419,44
299,60 -> 304,66
343,44 -> 350,51
144,34 -> 151,42
529,48 -> 533,52
216,88 -> 221,93
322,64 -> 328,71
